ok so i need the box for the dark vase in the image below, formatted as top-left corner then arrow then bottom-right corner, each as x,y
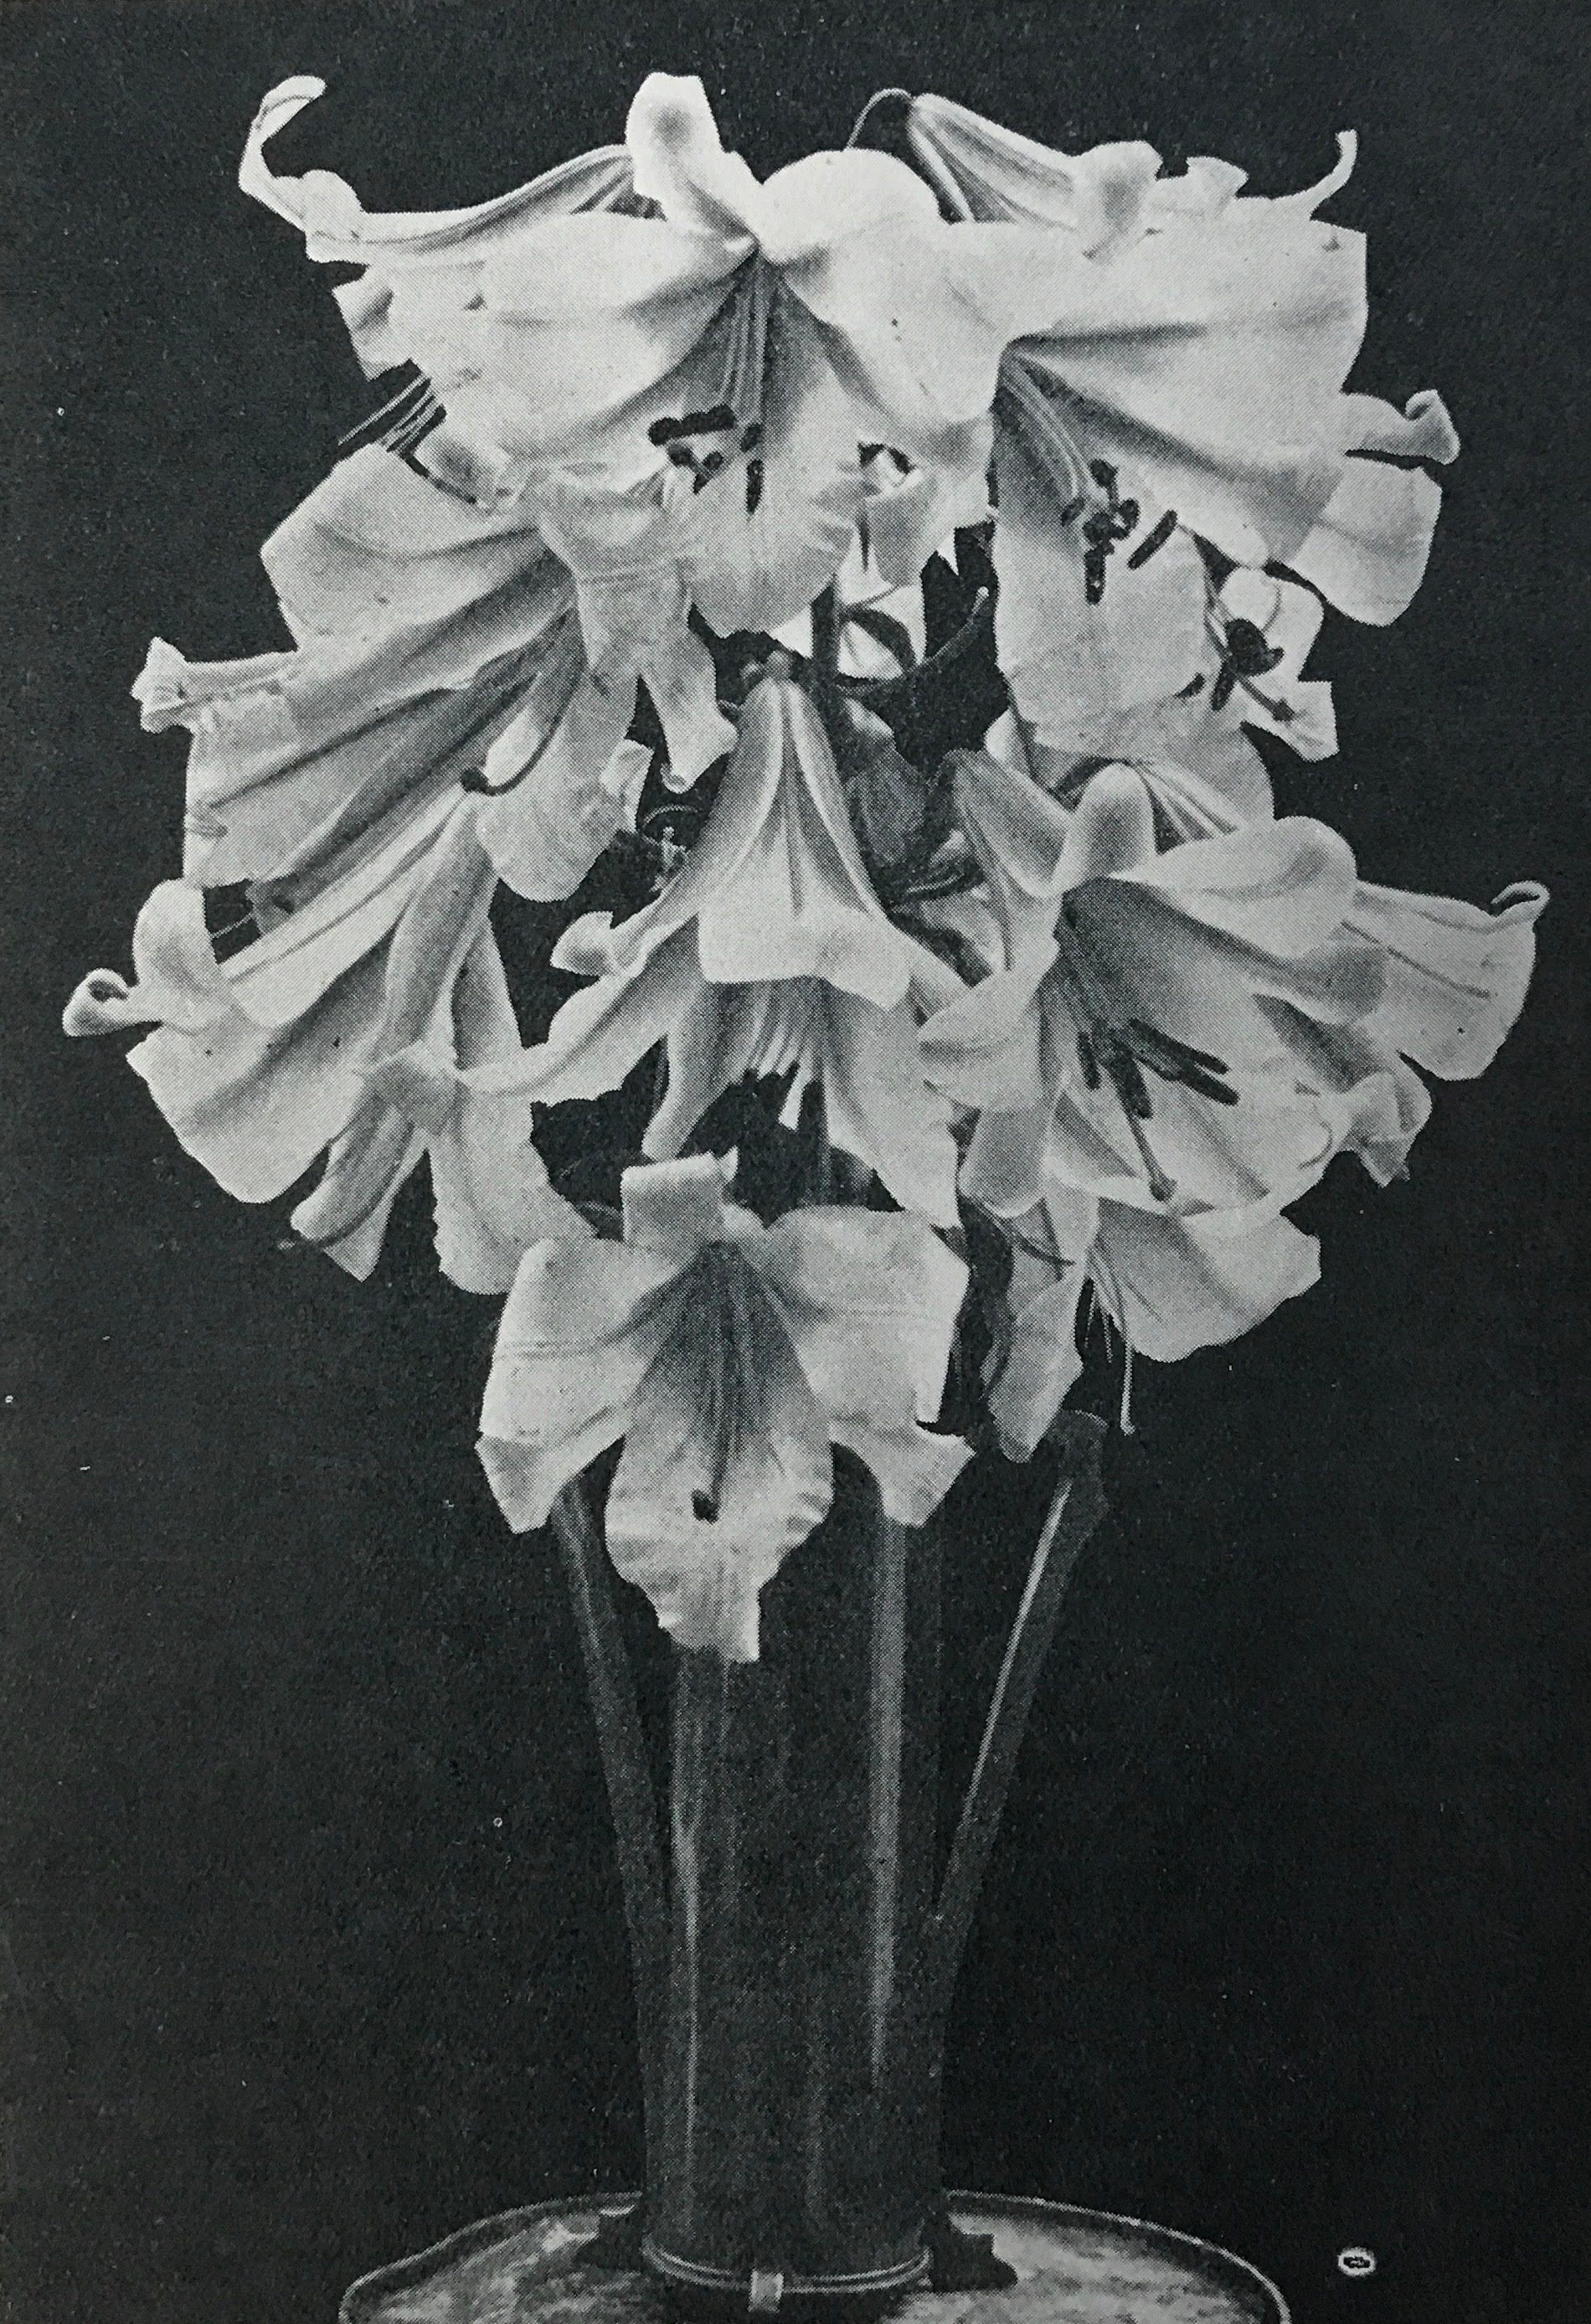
551,1420 -> 1104,2321
642,1456 -> 944,2315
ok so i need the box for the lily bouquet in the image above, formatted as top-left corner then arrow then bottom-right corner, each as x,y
67,70 -> 1543,2314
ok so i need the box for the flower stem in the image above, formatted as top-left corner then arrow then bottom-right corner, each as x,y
923,1416 -> 1108,2034
549,1481 -> 669,2172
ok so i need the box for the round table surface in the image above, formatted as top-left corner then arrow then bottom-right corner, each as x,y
340,2194 -> 1289,2324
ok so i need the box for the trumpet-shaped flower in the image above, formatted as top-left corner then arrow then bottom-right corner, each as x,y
478,661 -> 965,1222
224,446 -> 724,900
923,756 -> 1387,1221
478,1153 -> 970,1660
64,800 -> 579,1286
905,95 -> 1457,750
241,73 -> 1149,638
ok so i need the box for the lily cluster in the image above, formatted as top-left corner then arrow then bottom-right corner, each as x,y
67,75 -> 1543,1657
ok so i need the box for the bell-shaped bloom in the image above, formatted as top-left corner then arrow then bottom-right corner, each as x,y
922,757 -> 1388,1221
64,799 -> 580,1286
477,661 -> 965,1223
62,805 -> 483,1202
241,72 -> 1146,639
904,95 -> 1456,752
284,818 -> 584,1285
167,446 -> 725,905
986,1177 -> 1321,1461
1071,750 -> 1549,1182
478,1153 -> 970,1660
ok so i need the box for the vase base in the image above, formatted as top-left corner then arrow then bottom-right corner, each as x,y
340,2193 -> 1288,2324
643,2232 -> 930,2319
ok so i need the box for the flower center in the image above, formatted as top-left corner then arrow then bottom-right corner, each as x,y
997,356 -> 1181,601
1051,901 -> 1238,1205
648,258 -> 775,510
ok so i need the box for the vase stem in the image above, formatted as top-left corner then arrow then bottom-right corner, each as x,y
549,1481 -> 669,2166
924,1417 -> 1107,2036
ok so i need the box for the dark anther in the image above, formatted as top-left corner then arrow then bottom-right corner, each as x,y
692,1491 -> 719,1523
677,408 -> 709,433
1114,497 -> 1140,533
1125,1019 -> 1228,1074
1182,1064 -> 1241,1105
745,456 -> 765,515
739,420 -> 764,451
700,403 -> 735,431
1210,662 -> 1238,712
1058,496 -> 1084,526
666,442 -> 696,468
1089,458 -> 1119,492
699,449 -> 726,477
1178,671 -> 1207,698
1082,511 -> 1117,547
648,415 -> 683,445
1084,552 -> 1108,605
1223,617 -> 1285,678
1127,509 -> 1178,568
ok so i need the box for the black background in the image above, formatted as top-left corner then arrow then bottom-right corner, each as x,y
2,4 -> 1587,2321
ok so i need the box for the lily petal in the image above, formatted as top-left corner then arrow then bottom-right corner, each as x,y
987,1268 -> 1088,1461
128,950 -> 388,1203
605,1250 -> 834,1660
1344,879 -> 1547,1077
757,1206 -> 968,1425
240,76 -> 632,265
64,881 -> 233,1037
478,1231 -> 688,1529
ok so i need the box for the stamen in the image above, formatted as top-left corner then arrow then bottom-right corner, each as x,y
1126,508 -> 1178,568
1121,1107 -> 1177,1206
646,266 -> 774,492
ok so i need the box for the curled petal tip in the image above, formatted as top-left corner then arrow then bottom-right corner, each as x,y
239,75 -> 329,209
1491,880 -> 1549,921
63,971 -> 132,1038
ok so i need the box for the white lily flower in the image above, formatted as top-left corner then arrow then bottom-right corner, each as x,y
138,446 -> 723,910
473,660 -> 965,1222
64,797 -> 579,1286
904,95 -> 1457,755
242,73 -> 1142,635
986,1177 -> 1321,1460
478,1152 -> 970,1660
1082,754 -> 1549,1177
286,819 -> 585,1286
922,756 -> 1386,1221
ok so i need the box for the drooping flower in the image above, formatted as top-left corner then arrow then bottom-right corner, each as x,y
478,1152 -> 971,1659
922,755 -> 1387,1221
904,95 -> 1458,748
240,73 -> 1146,636
986,1177 -> 1322,1460
1080,753 -> 1549,1182
475,659 -> 966,1223
64,801 -> 581,1286
284,818 -> 585,1286
250,445 -> 725,900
